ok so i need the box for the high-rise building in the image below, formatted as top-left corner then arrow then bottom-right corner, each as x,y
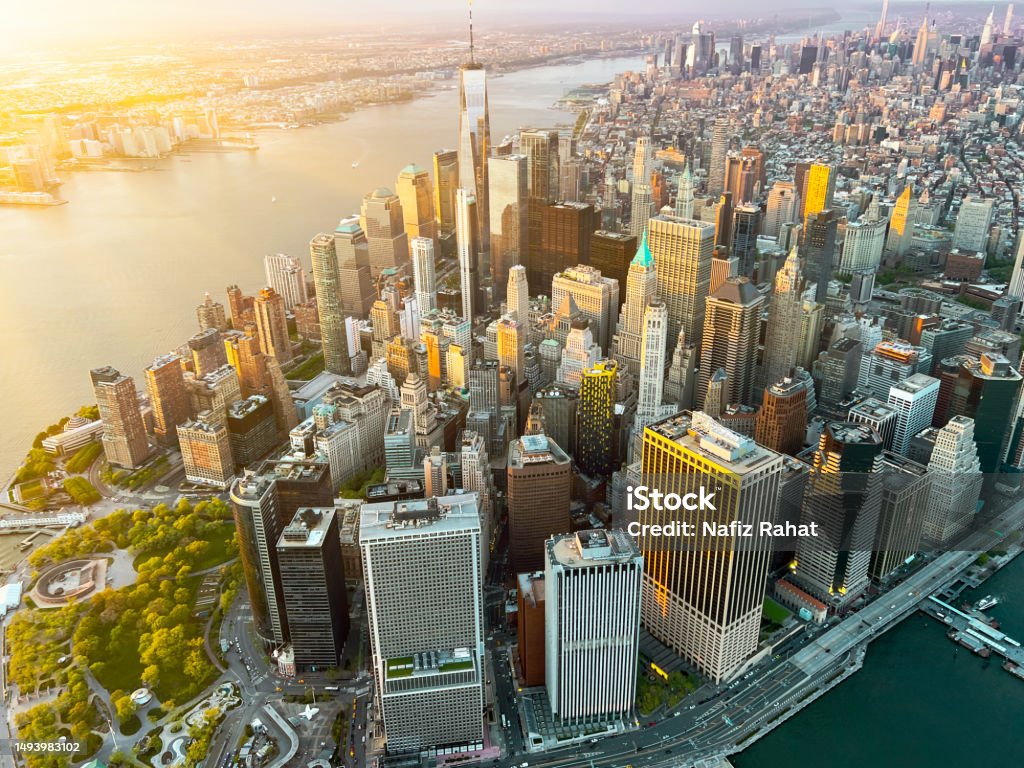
278,508 -> 349,672
488,154 -> 528,300
146,353 -> 191,446
230,473 -> 287,644
763,181 -> 798,240
731,205 -> 760,275
227,395 -> 278,468
517,572 -> 547,686
802,209 -> 838,304
922,415 -> 984,547
196,292 -> 229,332
496,315 -> 526,384
950,353 -> 1023,473
848,398 -> 898,450
309,233 -> 352,375
433,149 -> 460,234
639,412 -> 783,683
756,376 -> 807,455
411,237 -> 438,315
818,337 -> 862,411
886,373 -> 939,456
225,330 -> 270,398
647,213 -> 715,346
178,417 -> 234,489
591,232 -> 637,310
90,366 -> 151,469
839,218 -> 887,273
550,265 -> 619,353
635,301 -> 669,432
630,135 -> 653,237
858,342 -> 933,400
611,232 -> 658,379
884,186 -> 916,257
360,494 -> 484,753
506,264 -> 529,323
521,129 -> 560,289
253,287 -> 293,364
335,217 -> 376,319
507,432 -> 572,572
870,453 -> 931,582
761,248 -> 806,389
396,164 -> 437,247
664,329 -> 697,409
698,278 -> 764,407
263,253 -> 308,310
674,165 -> 694,220
794,422 -> 883,608
557,320 -> 600,390
797,163 -> 835,221
361,187 -> 409,275
545,530 -> 642,726
458,40 -> 491,254
189,327 -> 229,378
534,202 -> 596,298
953,195 -> 995,254
455,188 -> 481,322
576,360 -> 618,476
706,117 -> 730,197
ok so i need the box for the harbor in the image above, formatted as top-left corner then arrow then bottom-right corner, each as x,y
921,595 -> 1024,681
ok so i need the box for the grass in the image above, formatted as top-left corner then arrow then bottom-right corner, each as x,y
762,597 -> 790,625
121,713 -> 142,736
439,659 -> 473,673
285,351 -> 326,381
132,521 -> 235,572
16,478 -> 46,501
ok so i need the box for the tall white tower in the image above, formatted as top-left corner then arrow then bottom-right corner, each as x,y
674,164 -> 694,220
411,237 -> 437,314
456,188 -> 478,322
635,300 -> 668,430
507,264 -> 530,323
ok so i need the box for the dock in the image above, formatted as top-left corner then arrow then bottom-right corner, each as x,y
921,596 -> 1024,680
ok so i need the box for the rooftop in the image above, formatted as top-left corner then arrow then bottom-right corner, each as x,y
359,493 -> 480,543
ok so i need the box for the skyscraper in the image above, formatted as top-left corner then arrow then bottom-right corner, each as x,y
706,117 -> 730,197
870,453 -> 931,582
488,154 -> 528,300
590,232 -> 636,312
535,201 -> 596,298
310,233 -> 351,375
521,129 -> 560,290
507,432 -> 572,572
674,165 -> 694,220
456,188 -> 480,322
886,373 -> 940,456
146,353 -> 192,446
278,508 -> 349,672
545,530 -> 642,726
950,353 -> 1023,473
360,188 -> 409,275
647,213 -> 715,346
506,264 -> 529,324
635,301 -> 668,431
797,162 -> 835,221
550,265 -> 619,353
802,208 -> 839,304
576,360 -> 618,476
360,494 -> 484,753
178,418 -> 234,489
90,366 -> 151,469
230,473 -> 287,644
884,186 -> 916,257
839,218 -> 887,273
698,278 -> 764,407
457,23 -> 491,255
763,180 -> 798,239
794,422 -> 883,607
253,287 -> 293,364
263,253 -> 308,310
639,412 -> 783,683
761,248 -> 805,389
496,315 -> 526,384
196,292 -> 228,332
922,416 -> 984,547
630,135 -> 653,237
334,216 -> 376,318
611,233 -> 657,379
433,149 -> 459,234
396,164 -> 437,247
756,377 -> 807,456
952,195 -> 995,253
411,237 -> 437,315
189,328 -> 229,378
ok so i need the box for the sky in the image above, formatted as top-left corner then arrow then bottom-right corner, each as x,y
0,1 -> 1001,52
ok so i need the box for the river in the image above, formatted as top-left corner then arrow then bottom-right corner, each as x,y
0,53 -> 644,476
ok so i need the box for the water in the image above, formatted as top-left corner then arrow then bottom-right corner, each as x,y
736,554 -> 1024,767
0,54 -> 643,477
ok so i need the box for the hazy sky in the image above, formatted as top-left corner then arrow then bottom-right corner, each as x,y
0,1 -> 999,52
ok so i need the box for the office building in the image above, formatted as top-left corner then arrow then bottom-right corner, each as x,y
521,129 -> 560,289
178,417 -> 233,489
310,233 -> 352,375
950,353 -> 1023,473
396,164 -> 437,246
458,44 -> 491,252
335,218 -> 376,319
886,374 -> 939,456
952,196 -> 994,253
802,209 -> 838,304
189,327 -> 229,378
590,232 -> 636,311
488,154 -> 528,300
576,360 -> 618,477
456,188 -> 480,322
360,495 -> 484,753
797,162 -> 835,221
535,202 -> 596,298
90,366 -> 151,470
664,329 -> 697,410
226,395 -> 278,468
698,278 -> 764,407
858,341 -> 933,400
253,287 -> 293,364
706,117 -> 729,197
507,264 -> 530,323
922,416 -> 984,547
611,232 -> 658,379
545,530 -> 642,725
794,422 -> 883,608
507,432 -> 572,572
146,353 -> 191,446
639,412 -> 784,683
884,186 -> 916,257
411,237 -> 438,315
648,213 -> 715,346
839,218 -> 886,273
870,454 -> 931,582
517,572 -> 547,687
635,301 -> 669,432
433,149 -> 460,234
550,265 -> 619,353
761,248 -> 806,390
277,508 -> 349,672
196,292 -> 229,332
263,253 -> 308,310
763,181 -> 798,240
848,398 -> 898,450
230,473 -> 287,644
756,377 -> 807,455
361,187 -> 409,274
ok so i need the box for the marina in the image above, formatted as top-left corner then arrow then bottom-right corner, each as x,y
922,596 -> 1024,681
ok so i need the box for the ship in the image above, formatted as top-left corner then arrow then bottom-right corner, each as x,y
1004,661 -> 1024,681
974,595 -> 999,611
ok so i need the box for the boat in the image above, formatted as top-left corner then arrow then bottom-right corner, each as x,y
271,196 -> 277,203
1004,661 -> 1024,681
974,595 -> 999,611
352,161 -> 360,169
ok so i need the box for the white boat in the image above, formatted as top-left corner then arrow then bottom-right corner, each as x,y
352,161 -> 360,169
271,196 -> 277,203
975,595 -> 999,611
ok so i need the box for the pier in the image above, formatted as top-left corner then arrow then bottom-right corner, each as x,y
921,596 -> 1024,680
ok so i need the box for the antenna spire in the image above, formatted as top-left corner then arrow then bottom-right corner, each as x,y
469,0 -> 475,65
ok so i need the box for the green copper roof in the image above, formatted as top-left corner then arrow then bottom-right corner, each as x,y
632,229 -> 654,268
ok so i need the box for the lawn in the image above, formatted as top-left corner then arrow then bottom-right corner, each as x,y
132,521 -> 235,572
285,351 -> 326,381
762,597 -> 790,625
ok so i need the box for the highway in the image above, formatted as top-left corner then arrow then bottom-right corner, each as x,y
483,495 -> 1024,768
